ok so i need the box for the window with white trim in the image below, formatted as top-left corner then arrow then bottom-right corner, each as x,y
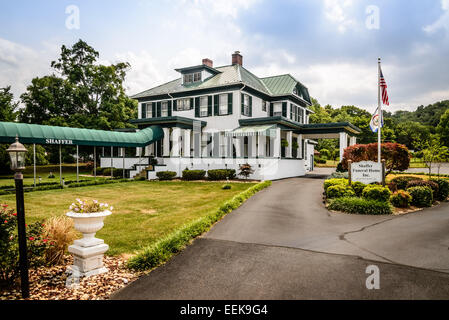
146,107 -> 153,118
200,96 -> 208,117
219,94 -> 228,115
242,94 -> 250,116
161,101 -> 169,117
183,72 -> 201,84
178,98 -> 190,111
273,103 -> 282,116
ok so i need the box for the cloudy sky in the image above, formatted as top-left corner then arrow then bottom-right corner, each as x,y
1,0 -> 449,113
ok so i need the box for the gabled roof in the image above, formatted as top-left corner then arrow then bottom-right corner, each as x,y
174,64 -> 222,75
131,64 -> 311,105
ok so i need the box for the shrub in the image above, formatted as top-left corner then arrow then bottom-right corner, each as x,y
341,142 -> 410,174
156,171 -> 177,181
48,172 -> 55,179
351,182 -> 367,197
222,184 -> 232,190
315,158 -> 327,164
101,167 -> 124,178
336,162 -> 347,173
430,178 -> 449,201
407,186 -> 433,207
390,176 -> 422,190
323,178 -> 348,192
1,204 -> 49,288
326,185 -> 355,199
207,169 -> 236,181
238,163 -> 254,180
406,180 -> 439,198
362,185 -> 392,202
127,180 -> 272,271
390,190 -> 412,208
328,197 -> 393,215
328,171 -> 349,179
387,182 -> 398,193
42,216 -> 78,265
182,169 -> 206,181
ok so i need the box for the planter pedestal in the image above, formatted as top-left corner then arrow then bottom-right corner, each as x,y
66,210 -> 111,278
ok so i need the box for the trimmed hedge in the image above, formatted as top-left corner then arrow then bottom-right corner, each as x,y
127,180 -> 272,271
207,169 -> 236,181
156,171 -> 177,181
351,182 -> 367,197
362,185 -> 392,202
406,180 -> 439,197
328,172 -> 349,179
430,178 -> 449,201
324,178 -> 348,192
390,190 -> 412,208
182,170 -> 206,181
326,184 -> 355,199
407,186 -> 433,207
391,176 -> 423,190
328,197 -> 393,215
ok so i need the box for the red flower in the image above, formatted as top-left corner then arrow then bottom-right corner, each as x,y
29,237 -> 34,241
25,224 -> 27,227
12,213 -> 17,216
4,220 -> 7,223
43,239 -> 48,243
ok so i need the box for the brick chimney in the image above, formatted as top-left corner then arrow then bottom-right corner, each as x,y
202,58 -> 213,68
232,51 -> 243,66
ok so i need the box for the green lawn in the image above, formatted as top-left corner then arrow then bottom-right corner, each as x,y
0,164 -> 104,187
0,180 -> 256,256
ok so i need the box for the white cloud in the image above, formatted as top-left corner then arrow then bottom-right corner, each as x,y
0,38 -> 57,102
424,0 -> 449,34
323,0 -> 356,33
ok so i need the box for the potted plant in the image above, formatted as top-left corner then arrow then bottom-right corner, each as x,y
66,199 -> 113,277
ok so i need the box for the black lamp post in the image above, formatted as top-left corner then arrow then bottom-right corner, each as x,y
7,136 -> 29,298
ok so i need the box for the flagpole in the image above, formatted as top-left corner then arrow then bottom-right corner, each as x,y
377,58 -> 382,165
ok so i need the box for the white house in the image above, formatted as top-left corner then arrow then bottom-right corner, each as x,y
101,51 -> 360,180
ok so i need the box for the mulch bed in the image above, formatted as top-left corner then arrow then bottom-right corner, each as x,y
0,256 -> 143,300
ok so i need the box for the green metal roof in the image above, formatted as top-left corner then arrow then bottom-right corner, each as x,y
130,64 -> 311,104
0,122 -> 164,147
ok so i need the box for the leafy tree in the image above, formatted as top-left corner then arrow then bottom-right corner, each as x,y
395,121 -> 431,150
437,108 -> 449,147
19,39 -> 137,131
0,86 -> 18,122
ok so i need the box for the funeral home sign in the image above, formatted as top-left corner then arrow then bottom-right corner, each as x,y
350,161 -> 383,184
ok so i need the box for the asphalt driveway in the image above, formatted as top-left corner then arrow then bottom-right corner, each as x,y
112,175 -> 449,300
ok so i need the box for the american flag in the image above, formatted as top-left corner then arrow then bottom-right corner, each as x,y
379,67 -> 389,106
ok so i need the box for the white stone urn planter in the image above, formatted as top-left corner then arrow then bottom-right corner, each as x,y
66,210 -> 111,278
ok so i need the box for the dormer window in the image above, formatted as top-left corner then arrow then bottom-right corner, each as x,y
184,72 -> 202,84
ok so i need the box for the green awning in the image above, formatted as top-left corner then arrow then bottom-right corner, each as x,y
225,125 -> 277,137
0,122 -> 164,147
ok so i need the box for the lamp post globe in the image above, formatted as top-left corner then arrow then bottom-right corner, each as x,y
7,136 -> 27,172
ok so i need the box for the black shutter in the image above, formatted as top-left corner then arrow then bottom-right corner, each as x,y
249,96 -> 252,117
141,103 -> 147,118
152,102 -> 156,118
173,100 -> 177,111
270,103 -> 274,117
241,93 -> 245,115
207,96 -> 212,116
228,93 -> 233,115
290,104 -> 293,119
157,102 -> 161,117
214,95 -> 219,116
190,98 -> 194,110
195,97 -> 200,117
282,102 -> 287,117
168,100 -> 172,117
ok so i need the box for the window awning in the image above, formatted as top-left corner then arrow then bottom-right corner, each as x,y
225,125 -> 277,137
0,122 -> 164,148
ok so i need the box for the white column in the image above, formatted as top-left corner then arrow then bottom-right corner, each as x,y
298,134 -> 303,159
257,133 -> 265,158
250,135 -> 257,158
350,136 -> 357,146
339,132 -> 348,161
286,131 -> 292,158
172,127 -> 181,157
273,128 -> 281,158
163,128 -> 170,157
234,137 -> 242,158
184,129 -> 191,157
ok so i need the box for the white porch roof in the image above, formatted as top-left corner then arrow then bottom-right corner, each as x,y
225,125 -> 277,137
